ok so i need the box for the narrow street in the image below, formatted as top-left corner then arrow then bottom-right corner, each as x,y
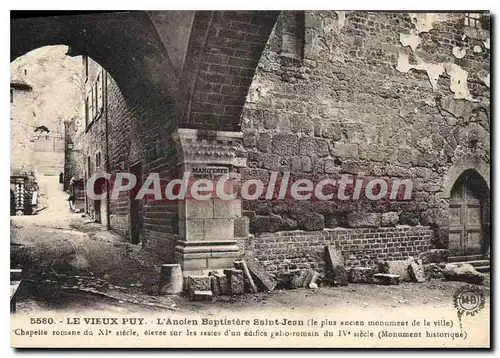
11,174 -> 177,313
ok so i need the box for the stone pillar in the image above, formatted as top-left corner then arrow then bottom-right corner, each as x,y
172,128 -> 246,277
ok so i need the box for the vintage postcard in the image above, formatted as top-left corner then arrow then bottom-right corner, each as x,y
10,10 -> 491,348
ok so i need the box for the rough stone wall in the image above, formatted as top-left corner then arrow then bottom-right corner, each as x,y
241,11 -> 490,249
244,226 -> 432,274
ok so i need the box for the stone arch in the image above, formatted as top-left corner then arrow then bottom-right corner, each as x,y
439,155 -> 490,199
177,11 -> 280,131
11,12 -> 179,123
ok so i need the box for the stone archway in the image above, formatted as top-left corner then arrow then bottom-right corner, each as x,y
439,155 -> 490,199
448,169 -> 490,261
11,11 -> 280,276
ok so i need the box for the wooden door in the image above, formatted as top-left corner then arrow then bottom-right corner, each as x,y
449,173 -> 484,258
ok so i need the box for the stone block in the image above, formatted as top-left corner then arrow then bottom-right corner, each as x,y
234,260 -> 258,293
349,267 -> 374,284
224,269 -> 244,295
250,215 -> 284,234
419,249 -> 449,264
244,254 -> 277,291
272,134 -> 298,156
257,132 -> 272,153
399,212 -> 420,226
301,156 -> 312,172
234,217 -> 249,237
243,130 -> 257,147
346,213 -> 381,228
373,273 -> 401,285
291,270 -> 308,289
180,220 -> 204,240
442,263 -> 485,285
179,199 -> 214,219
204,218 -> 234,240
324,246 -> 348,286
409,259 -> 426,283
381,212 -> 399,227
211,273 -> 230,295
424,263 -> 444,279
299,137 -> 329,157
378,259 -> 411,282
213,199 -> 242,218
187,275 -> 211,297
330,142 -> 359,159
302,269 -> 315,288
190,290 -> 213,301
291,157 -> 302,172
158,264 -> 183,295
210,276 -> 221,296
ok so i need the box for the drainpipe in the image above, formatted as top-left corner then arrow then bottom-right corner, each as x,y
104,72 -> 111,230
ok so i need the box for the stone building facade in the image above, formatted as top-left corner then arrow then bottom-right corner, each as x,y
81,56 -> 179,252
66,11 -> 490,276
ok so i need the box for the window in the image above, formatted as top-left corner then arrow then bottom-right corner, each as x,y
95,152 -> 102,169
87,156 -> 92,177
90,88 -> 96,120
96,71 -> 104,114
464,13 -> 488,29
94,77 -> 100,117
10,89 -> 13,103
83,56 -> 89,82
84,96 -> 89,127
280,11 -> 305,60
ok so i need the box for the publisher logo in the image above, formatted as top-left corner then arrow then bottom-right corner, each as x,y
453,285 -> 485,317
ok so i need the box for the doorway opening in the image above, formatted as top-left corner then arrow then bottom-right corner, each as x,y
129,162 -> 143,245
448,169 -> 490,261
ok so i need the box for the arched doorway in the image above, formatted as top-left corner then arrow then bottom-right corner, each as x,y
449,169 -> 490,260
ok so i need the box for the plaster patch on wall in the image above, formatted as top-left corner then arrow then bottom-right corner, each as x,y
452,46 -> 466,59
246,75 -> 272,104
408,13 -> 450,34
335,11 -> 345,28
396,53 -> 444,90
473,45 -> 483,53
483,38 -> 490,49
444,63 -> 478,102
400,33 -> 421,52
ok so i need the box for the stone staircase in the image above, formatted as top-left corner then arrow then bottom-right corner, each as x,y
448,255 -> 490,273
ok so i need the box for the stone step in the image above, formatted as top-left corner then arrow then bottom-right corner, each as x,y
465,260 -> 490,267
450,259 -> 489,267
448,255 -> 485,263
447,260 -> 490,274
475,265 -> 490,273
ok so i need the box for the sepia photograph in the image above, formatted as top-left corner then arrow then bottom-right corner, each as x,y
9,9 -> 491,348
